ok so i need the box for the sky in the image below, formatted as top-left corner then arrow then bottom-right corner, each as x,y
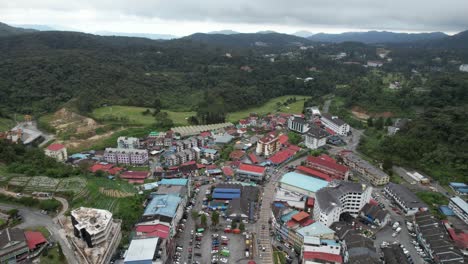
1,0 -> 467,36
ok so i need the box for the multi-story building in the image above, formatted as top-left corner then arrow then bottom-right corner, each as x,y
279,172 -> 329,197
44,143 -> 68,162
314,181 -> 372,227
236,163 -> 266,182
448,196 -> 468,225
0,228 -> 29,263
306,155 -> 349,181
104,148 -> 148,165
117,137 -> 140,149
288,116 -> 311,134
140,194 -> 183,238
320,114 -> 350,136
304,125 -> 328,149
384,183 -> 428,215
71,207 -> 120,248
256,132 -> 281,157
340,151 -> 389,185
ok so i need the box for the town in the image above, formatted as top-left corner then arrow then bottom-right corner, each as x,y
0,103 -> 466,264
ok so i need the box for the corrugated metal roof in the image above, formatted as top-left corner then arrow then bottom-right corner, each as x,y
280,172 -> 329,193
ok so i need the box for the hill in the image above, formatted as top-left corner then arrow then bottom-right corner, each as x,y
95,31 -> 178,40
207,30 -> 240,35
293,30 -> 314,38
308,30 -> 448,43
182,32 -> 311,47
424,30 -> 468,49
0,22 -> 37,37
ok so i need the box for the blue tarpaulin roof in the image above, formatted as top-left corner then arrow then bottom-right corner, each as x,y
439,205 -> 455,216
212,193 -> 241,200
214,188 -> 241,194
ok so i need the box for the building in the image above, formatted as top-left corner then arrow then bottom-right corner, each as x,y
124,237 -> 160,264
279,172 -> 329,197
359,203 -> 390,228
236,163 -> 266,182
120,171 -> 150,184
340,151 -> 389,185
314,181 -> 372,227
288,116 -> 311,133
117,137 -> 140,149
71,207 -> 120,248
448,197 -> 468,225
367,60 -> 384,67
24,230 -> 47,252
320,114 -> 350,136
459,64 -> 468,72
449,182 -> 468,196
44,143 -> 68,162
104,148 -> 148,165
381,244 -> 411,264
304,125 -> 328,149
256,132 -> 281,157
306,155 -> 349,181
171,122 -> 234,137
141,194 -> 183,237
0,228 -> 29,263
384,183 -> 428,215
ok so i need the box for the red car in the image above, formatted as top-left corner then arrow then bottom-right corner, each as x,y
188,247 -> 192,253
212,246 -> 219,250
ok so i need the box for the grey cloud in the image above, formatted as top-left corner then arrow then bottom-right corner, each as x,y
2,0 -> 468,32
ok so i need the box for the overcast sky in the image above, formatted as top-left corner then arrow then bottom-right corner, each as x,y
1,0 -> 467,36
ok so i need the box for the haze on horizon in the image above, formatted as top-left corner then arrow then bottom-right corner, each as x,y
1,0 -> 467,36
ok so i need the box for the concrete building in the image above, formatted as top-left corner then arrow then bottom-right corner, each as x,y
71,207 -> 119,248
124,237 -> 160,264
288,116 -> 311,133
367,60 -> 384,67
360,203 -> 390,228
304,125 -> 328,149
0,228 -> 29,264
256,132 -> 281,157
279,172 -> 329,197
306,155 -> 349,181
140,194 -> 183,237
313,181 -> 372,227
384,183 -> 428,215
44,143 -> 68,162
459,64 -> 468,72
236,163 -> 266,182
320,114 -> 350,136
340,151 -> 389,185
104,148 -> 148,165
331,222 -> 379,264
117,137 -> 140,149
448,196 -> 468,225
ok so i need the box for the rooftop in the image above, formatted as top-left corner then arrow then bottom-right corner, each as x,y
296,166 -> 332,182
341,151 -> 388,179
450,196 -> 468,212
280,172 -> 329,193
71,207 -> 113,236
306,125 -> 329,139
386,182 -> 427,208
268,149 -> 295,164
158,178 -> 188,186
238,163 -> 266,175
297,222 -> 335,238
316,181 -> 369,213
124,237 -> 159,262
120,171 -> 149,179
135,224 -> 170,239
303,252 -> 343,263
321,113 -> 346,126
0,228 -> 26,248
307,155 -> 349,173
143,194 -> 181,218
47,143 -> 65,151
24,231 -> 47,250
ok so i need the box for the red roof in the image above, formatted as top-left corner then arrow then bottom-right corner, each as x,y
249,153 -> 259,164
206,164 -> 218,170
288,145 -> 301,152
181,160 -> 196,166
269,149 -> 295,164
222,166 -> 234,177
229,150 -> 245,160
197,163 -> 206,169
369,199 -> 379,206
89,163 -> 114,173
239,119 -> 248,125
120,171 -> 149,179
278,134 -> 289,145
108,167 -> 124,175
25,231 -> 47,250
303,252 -> 343,263
307,155 -> 349,173
287,220 -> 299,228
136,224 -> 170,239
292,211 -> 309,222
296,166 -> 332,181
307,197 -> 315,207
128,179 -> 144,184
325,127 -> 336,135
301,218 -> 315,227
47,143 -> 65,151
238,163 -> 266,174
199,131 -> 212,137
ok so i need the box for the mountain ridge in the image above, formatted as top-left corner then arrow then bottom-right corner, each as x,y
308,30 -> 448,43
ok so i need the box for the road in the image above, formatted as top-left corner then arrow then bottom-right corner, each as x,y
322,99 -> 332,113
0,203 -> 79,264
393,166 -> 450,198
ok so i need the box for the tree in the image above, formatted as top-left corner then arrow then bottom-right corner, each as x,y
200,214 -> 207,227
188,116 -> 199,125
154,112 -> 174,129
211,211 -> 220,226
382,159 -> 393,172
239,222 -> 245,232
385,117 -> 393,126
191,210 -> 198,219
367,117 -> 373,127
7,209 -> 18,217
287,132 -> 302,145
153,98 -> 162,115
374,117 -> 384,130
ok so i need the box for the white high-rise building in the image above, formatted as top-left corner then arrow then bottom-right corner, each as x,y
320,114 -> 350,136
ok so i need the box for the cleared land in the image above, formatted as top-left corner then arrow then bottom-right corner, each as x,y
0,117 -> 14,131
92,105 -> 195,126
227,95 -> 310,122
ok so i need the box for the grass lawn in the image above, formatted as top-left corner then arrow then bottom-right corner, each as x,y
227,95 -> 310,122
40,245 -> 66,264
91,105 -> 195,126
0,117 -> 14,131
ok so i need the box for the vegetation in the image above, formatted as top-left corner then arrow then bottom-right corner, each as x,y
416,191 -> 449,219
287,132 -> 302,145
0,194 -> 61,212
0,117 -> 14,131
40,245 -> 66,264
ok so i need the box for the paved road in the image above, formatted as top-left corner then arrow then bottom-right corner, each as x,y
0,203 -> 79,264
322,99 -> 332,113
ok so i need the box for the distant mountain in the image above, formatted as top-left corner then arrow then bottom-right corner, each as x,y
256,30 -> 278,34
182,32 -> 311,48
292,30 -> 314,38
96,31 -> 177,40
425,30 -> 468,49
307,30 -> 448,44
0,22 -> 37,37
207,30 -> 240,35
13,24 -> 56,31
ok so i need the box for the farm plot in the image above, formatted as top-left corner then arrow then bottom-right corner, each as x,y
23,176 -> 60,193
8,176 -> 32,187
99,187 -> 134,198
56,177 -> 87,194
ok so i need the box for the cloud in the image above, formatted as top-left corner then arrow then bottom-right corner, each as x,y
1,0 -> 467,34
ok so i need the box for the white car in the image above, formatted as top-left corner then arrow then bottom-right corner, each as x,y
220,258 -> 228,263
211,250 -> 218,254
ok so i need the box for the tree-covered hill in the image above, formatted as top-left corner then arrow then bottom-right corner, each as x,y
0,22 -> 37,37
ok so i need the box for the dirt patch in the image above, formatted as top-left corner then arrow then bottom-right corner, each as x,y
351,106 -> 394,119
99,187 -> 134,198
50,108 -> 101,134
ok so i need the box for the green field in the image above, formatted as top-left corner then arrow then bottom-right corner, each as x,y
227,95 -> 310,122
0,117 -> 14,131
91,105 -> 195,126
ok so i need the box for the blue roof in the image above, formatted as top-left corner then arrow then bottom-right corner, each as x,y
158,178 -> 188,186
70,153 -> 88,159
212,193 -> 241,200
321,239 -> 340,247
214,135 -> 233,144
450,182 -> 468,188
207,169 -> 222,174
273,202 -> 286,208
439,205 -> 455,216
143,194 -> 181,218
142,182 -> 159,191
202,148 -> 218,154
457,188 -> 468,194
450,196 -> 468,213
281,210 -> 299,222
280,172 -> 329,193
214,188 -> 241,194
297,222 -> 335,238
